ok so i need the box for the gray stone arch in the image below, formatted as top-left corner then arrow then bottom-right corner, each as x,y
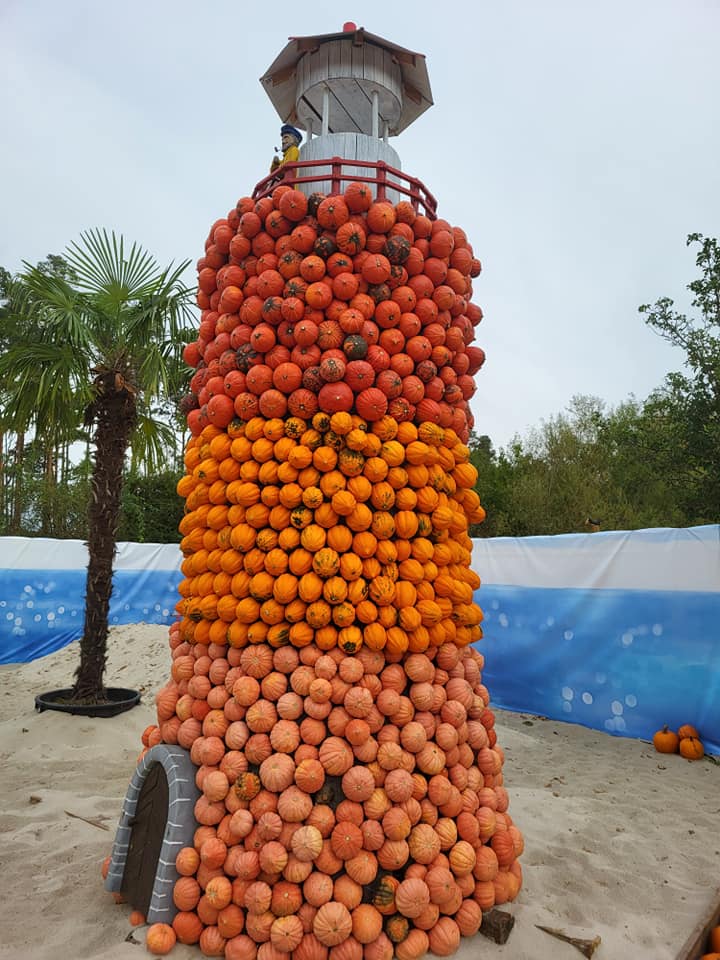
104,743 -> 200,924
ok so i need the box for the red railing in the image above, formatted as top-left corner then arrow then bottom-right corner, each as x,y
253,157 -> 438,219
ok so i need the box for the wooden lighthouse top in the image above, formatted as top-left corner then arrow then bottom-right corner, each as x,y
260,24 -> 433,138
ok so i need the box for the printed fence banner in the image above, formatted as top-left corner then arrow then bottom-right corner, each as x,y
0,537 -> 182,665
473,525 -> 720,754
1,527 -> 718,752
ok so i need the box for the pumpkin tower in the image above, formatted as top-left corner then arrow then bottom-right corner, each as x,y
104,23 -> 522,960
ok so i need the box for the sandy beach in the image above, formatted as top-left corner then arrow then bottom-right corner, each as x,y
1,623 -> 718,960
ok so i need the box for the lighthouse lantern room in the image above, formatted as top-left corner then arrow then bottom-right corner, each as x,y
259,23 -> 434,198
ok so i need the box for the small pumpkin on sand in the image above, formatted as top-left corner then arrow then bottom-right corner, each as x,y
652,725 -> 679,754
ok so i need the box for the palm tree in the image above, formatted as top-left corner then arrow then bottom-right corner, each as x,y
0,229 -> 194,702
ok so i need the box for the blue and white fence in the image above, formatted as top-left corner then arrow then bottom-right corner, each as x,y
1,527 -> 718,752
473,525 -> 719,754
0,537 -> 181,663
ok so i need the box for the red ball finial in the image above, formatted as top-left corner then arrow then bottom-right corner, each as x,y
343,22 -> 357,32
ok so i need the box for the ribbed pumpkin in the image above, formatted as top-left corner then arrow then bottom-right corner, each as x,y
146,923 -> 177,956
394,878 -> 430,919
313,902 -> 353,946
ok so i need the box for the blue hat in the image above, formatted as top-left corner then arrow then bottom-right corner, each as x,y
280,123 -> 303,142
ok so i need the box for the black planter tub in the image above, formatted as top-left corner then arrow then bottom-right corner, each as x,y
35,687 -> 141,718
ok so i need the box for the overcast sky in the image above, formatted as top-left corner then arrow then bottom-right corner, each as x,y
2,0 -> 719,448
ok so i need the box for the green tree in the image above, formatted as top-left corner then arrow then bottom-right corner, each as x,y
0,230 -> 194,702
468,433 -> 515,537
495,396 -> 612,536
1,256 -> 87,534
595,398 -> 687,529
118,470 -> 184,543
639,233 -> 720,521
0,273 -> 29,531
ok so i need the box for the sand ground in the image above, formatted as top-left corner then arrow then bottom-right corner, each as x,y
1,623 -> 718,959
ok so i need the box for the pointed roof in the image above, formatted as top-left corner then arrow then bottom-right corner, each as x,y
260,25 -> 433,136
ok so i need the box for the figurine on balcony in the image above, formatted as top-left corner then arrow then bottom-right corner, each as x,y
270,123 -> 303,173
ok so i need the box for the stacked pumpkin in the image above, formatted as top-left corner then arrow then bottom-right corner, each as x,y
129,183 -> 524,958
181,184 -> 485,443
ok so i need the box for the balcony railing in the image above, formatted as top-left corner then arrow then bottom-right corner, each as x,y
253,157 -> 438,219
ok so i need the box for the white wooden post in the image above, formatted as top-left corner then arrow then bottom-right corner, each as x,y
371,89 -> 379,139
322,87 -> 330,136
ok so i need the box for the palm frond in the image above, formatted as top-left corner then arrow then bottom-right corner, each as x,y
124,262 -> 195,341
120,270 -> 194,398
129,409 -> 180,473
6,226 -> 191,475
0,340 -> 89,439
66,230 -> 121,291
18,266 -> 96,357
65,229 -> 162,302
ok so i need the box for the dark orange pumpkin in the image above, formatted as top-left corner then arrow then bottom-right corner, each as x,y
652,725 -> 679,754
679,736 -> 705,760
677,723 -> 700,740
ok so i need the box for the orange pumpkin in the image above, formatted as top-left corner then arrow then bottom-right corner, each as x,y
313,547 -> 340,578
146,923 -> 177,956
427,917 -> 461,957
679,736 -> 705,760
652,725 -> 679,754
394,878 -> 430,919
350,904 -> 383,944
313,902 -> 353,946
677,723 -> 700,739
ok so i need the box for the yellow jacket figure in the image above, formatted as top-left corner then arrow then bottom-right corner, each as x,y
271,123 -> 303,174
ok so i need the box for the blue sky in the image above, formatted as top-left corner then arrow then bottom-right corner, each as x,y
2,0 -> 719,448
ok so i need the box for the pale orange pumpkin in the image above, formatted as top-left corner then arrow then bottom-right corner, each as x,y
278,785 -> 313,822
395,928 -> 430,960
408,823 -> 442,864
319,737 -> 354,775
427,917 -> 461,957
146,923 -> 177,955
291,825 -> 324,862
259,753 -> 295,792
244,881 -> 273,916
303,871 -> 334,908
344,849 -> 378,885
350,904 -> 383,944
270,915 -> 304,953
394,878 -> 430,918
313,902 -> 353,946
334,874 -> 364,911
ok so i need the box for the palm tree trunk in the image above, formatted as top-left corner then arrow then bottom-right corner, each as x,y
0,429 -> 5,532
11,430 -> 25,533
73,375 -> 137,701
41,443 -> 55,535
